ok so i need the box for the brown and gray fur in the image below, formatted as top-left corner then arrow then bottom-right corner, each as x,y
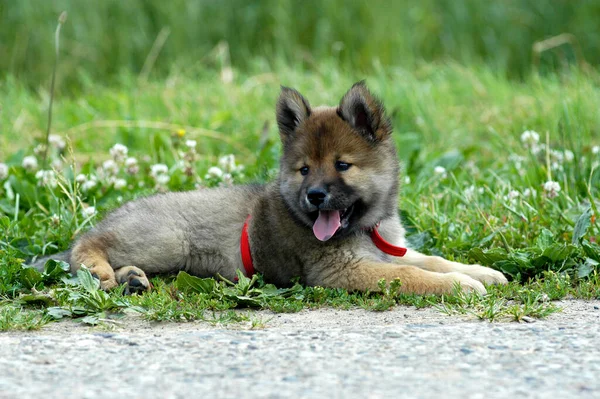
32,82 -> 507,295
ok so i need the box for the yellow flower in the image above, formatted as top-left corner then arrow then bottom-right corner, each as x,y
176,129 -> 186,137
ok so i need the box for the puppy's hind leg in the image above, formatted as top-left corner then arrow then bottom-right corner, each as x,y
114,266 -> 151,295
71,234 -> 118,290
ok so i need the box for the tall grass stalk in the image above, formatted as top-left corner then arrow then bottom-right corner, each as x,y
42,11 -> 67,169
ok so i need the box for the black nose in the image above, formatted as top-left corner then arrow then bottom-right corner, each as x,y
307,188 -> 327,207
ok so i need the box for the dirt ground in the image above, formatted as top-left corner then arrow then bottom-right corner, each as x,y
2,300 -> 599,398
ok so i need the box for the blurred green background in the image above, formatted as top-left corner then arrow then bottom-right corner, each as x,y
2,0 -> 599,89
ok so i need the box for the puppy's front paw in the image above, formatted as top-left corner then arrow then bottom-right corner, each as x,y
445,272 -> 487,295
460,265 -> 508,286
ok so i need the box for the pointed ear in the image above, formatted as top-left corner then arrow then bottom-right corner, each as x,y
338,81 -> 391,141
276,86 -> 311,138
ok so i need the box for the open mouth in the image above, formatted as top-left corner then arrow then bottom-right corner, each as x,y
311,204 -> 355,242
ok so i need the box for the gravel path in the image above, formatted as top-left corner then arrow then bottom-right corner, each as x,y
1,300 -> 599,399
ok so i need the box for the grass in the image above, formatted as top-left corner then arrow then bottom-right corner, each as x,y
0,61 -> 599,331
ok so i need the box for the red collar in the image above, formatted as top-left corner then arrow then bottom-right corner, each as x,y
240,217 -> 407,278
369,223 -> 408,257
240,215 -> 255,277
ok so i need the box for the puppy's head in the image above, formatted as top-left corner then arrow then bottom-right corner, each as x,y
276,82 -> 399,241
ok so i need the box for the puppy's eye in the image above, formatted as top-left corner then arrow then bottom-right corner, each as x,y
299,166 -> 309,176
335,161 -> 352,172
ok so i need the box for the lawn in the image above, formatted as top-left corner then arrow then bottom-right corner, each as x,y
1,61 -> 599,330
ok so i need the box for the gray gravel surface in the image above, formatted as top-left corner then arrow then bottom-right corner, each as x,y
1,300 -> 600,399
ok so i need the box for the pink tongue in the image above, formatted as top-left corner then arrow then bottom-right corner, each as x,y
313,210 -> 341,241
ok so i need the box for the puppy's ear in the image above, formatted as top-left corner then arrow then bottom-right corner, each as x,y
276,86 -> 311,138
338,81 -> 391,141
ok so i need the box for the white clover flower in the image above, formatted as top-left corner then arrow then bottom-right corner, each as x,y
218,154 -> 237,173
520,130 -> 539,143
113,178 -> 127,190
508,154 -> 525,171
551,161 -> 563,172
35,170 -> 57,188
543,180 -> 561,199
206,166 -> 224,179
523,188 -> 537,198
22,156 -> 38,171
185,140 -> 197,149
33,144 -> 46,156
102,159 -> 119,175
82,181 -> 97,192
0,163 -> 8,180
125,157 -> 139,175
155,174 -> 170,185
464,185 -> 484,198
592,146 -> 600,155
549,149 -> 564,163
75,174 -> 87,184
403,176 -> 411,185
222,173 -> 234,185
564,150 -> 574,163
81,176 -> 98,192
463,185 -> 476,200
465,160 -> 479,174
520,130 -> 541,155
81,206 -> 96,218
150,163 -> 170,186
547,150 -> 565,171
504,190 -> 520,203
48,134 -> 66,150
49,214 -> 61,226
150,163 -> 169,176
433,166 -> 447,178
109,143 -> 128,162
51,159 -> 63,171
